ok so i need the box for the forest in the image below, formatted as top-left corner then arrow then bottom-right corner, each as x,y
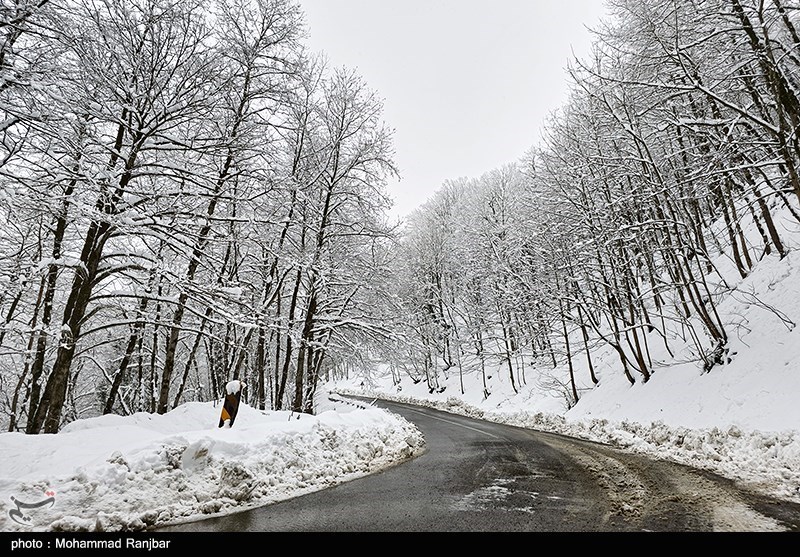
382,0 -> 800,407
0,0 -> 798,433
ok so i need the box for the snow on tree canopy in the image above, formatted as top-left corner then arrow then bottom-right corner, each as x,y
226,380 -> 244,395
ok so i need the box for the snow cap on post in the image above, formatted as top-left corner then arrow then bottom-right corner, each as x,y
226,380 -> 244,395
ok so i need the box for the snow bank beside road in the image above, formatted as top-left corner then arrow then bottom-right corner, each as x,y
0,401 -> 424,532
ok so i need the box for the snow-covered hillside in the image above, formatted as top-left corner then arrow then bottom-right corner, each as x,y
333,214 -> 800,507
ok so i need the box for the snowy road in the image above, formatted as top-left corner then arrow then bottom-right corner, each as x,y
156,400 -> 800,532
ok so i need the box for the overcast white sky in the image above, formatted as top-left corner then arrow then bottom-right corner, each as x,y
299,0 -> 611,219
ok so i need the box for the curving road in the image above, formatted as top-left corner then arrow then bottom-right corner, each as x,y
156,399 -> 800,532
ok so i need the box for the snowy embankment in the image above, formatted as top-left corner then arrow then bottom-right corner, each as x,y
0,398 -> 424,532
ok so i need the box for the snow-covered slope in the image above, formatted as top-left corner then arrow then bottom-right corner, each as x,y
333,214 -> 800,506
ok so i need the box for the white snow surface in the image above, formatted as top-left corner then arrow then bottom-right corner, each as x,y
0,396 -> 424,532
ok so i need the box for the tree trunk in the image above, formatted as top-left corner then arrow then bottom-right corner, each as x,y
276,270 -> 302,410
292,290 -> 317,413
171,310 -> 211,410
29,219 -> 112,433
103,291 -> 151,414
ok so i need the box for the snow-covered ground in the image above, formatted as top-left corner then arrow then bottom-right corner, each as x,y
0,393 -> 424,532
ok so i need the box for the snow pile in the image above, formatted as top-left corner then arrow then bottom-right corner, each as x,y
0,401 -> 424,532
